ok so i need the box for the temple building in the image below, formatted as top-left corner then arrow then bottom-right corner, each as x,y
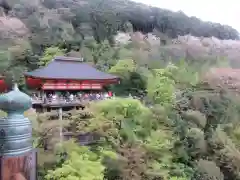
24,56 -> 119,111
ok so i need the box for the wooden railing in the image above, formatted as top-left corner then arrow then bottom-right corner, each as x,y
31,96 -> 110,106
32,97 -> 83,105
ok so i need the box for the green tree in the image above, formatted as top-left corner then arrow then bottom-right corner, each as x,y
39,47 -> 66,66
0,50 -> 10,74
147,63 -> 176,106
109,59 -> 146,96
45,141 -> 105,180
82,40 -> 116,68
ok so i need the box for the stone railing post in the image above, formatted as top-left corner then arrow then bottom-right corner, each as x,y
0,84 -> 36,180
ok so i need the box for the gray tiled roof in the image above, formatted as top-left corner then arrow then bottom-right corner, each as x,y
24,57 -> 118,80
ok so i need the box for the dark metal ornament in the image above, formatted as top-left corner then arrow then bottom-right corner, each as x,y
0,84 -> 32,156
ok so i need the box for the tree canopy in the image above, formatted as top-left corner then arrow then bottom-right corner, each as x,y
0,0 -> 240,180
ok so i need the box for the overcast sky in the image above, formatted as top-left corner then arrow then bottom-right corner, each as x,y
133,0 -> 240,32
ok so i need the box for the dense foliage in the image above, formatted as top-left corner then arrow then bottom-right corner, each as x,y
26,57 -> 240,180
0,0 -> 240,180
5,0 -> 238,40
0,0 -> 238,83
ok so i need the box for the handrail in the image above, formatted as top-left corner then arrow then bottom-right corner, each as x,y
31,96 -> 111,105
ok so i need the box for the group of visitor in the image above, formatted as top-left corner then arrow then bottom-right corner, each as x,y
31,91 -> 113,104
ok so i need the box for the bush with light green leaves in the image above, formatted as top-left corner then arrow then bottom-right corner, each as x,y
45,141 -> 113,180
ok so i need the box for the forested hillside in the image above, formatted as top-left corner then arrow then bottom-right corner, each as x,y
2,0 -> 239,43
1,0 -> 240,180
0,0 -> 238,85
